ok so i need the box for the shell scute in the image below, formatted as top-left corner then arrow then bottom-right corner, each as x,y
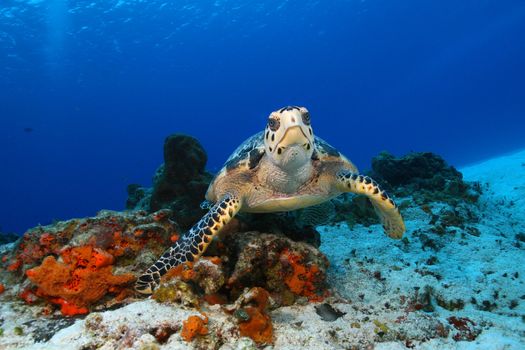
313,137 -> 340,158
223,132 -> 265,171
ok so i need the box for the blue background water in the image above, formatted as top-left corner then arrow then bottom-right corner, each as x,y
1,0 -> 524,235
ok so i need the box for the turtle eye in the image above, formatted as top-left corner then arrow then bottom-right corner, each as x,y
302,112 -> 311,125
268,118 -> 280,131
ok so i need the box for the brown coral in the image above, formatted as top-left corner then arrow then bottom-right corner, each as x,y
25,246 -> 134,315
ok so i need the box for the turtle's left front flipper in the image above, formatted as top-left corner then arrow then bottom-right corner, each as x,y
335,170 -> 405,239
135,193 -> 241,294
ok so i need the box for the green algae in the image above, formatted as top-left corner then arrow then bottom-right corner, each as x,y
153,280 -> 199,307
373,320 -> 389,335
14,326 -> 23,336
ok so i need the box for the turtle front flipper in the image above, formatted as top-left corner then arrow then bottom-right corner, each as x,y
135,194 -> 242,294
335,170 -> 405,239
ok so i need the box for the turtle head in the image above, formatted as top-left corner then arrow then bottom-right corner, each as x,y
264,106 -> 314,170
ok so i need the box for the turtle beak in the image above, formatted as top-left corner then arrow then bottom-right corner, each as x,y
277,126 -> 308,148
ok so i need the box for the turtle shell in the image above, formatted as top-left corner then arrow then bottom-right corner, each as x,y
222,131 -> 266,172
205,131 -> 358,204
218,131 -> 355,174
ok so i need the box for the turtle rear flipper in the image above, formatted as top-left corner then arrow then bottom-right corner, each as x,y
336,170 -> 405,239
135,193 -> 241,294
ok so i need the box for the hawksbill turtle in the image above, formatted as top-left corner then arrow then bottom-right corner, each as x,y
136,106 -> 406,294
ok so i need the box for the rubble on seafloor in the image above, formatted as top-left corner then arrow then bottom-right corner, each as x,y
0,138 -> 523,349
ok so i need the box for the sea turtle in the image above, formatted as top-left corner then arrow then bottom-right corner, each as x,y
136,106 -> 406,294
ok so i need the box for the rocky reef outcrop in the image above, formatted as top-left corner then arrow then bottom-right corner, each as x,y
126,134 -> 213,230
0,211 -> 329,345
369,151 -> 481,205
331,151 -> 483,230
0,210 -> 177,315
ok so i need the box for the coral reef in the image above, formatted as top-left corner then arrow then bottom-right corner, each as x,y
223,231 -> 329,304
329,151 -> 483,232
332,194 -> 379,228
145,232 -> 327,344
370,151 -> 481,204
150,134 -> 213,229
239,211 -> 323,248
0,209 -> 175,315
126,134 -> 213,230
125,184 -> 151,210
149,230 -> 329,311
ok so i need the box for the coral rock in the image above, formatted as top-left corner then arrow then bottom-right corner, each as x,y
147,134 -> 213,229
0,210 -> 174,295
225,232 -> 329,303
152,279 -> 199,307
370,151 -> 481,204
191,257 -> 226,295
203,293 -> 228,305
19,288 -> 38,304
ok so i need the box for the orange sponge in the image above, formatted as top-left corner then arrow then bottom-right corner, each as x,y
281,248 -> 325,301
238,306 -> 273,344
25,246 -> 134,315
181,315 -> 208,341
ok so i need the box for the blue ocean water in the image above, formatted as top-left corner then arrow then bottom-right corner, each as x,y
1,0 -> 524,235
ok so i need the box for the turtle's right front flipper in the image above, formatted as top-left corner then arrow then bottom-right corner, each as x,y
135,193 -> 241,294
335,170 -> 405,239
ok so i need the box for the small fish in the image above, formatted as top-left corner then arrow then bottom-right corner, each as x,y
23,127 -> 33,133
315,303 -> 346,322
